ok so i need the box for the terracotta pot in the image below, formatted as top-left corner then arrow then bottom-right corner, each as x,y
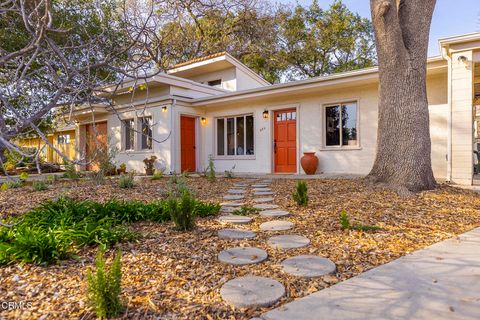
301,152 -> 318,175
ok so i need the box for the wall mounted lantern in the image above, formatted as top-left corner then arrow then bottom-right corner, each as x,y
201,117 -> 207,125
162,106 -> 168,113
262,110 -> 269,119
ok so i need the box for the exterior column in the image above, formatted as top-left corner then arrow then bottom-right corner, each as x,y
450,51 -> 474,185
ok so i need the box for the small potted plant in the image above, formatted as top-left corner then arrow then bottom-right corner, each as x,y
117,163 -> 127,175
143,156 -> 157,175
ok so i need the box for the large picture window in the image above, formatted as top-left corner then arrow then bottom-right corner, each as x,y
123,119 -> 135,151
139,117 -> 153,150
325,102 -> 358,147
216,115 -> 254,156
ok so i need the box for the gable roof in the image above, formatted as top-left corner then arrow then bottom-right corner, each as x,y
172,52 -> 227,69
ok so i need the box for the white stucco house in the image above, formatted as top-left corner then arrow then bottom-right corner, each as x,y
72,33 -> 480,186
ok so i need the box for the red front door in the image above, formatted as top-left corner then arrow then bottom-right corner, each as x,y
274,109 -> 297,173
180,116 -> 196,172
85,122 -> 107,171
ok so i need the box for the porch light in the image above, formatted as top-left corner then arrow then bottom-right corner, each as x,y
458,55 -> 468,64
162,106 -> 168,113
201,117 -> 207,125
262,110 -> 269,119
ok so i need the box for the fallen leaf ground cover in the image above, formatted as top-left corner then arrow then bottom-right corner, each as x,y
0,177 -> 479,319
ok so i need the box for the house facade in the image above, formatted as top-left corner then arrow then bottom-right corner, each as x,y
71,33 -> 480,186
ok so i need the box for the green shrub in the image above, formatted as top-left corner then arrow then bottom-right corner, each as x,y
88,170 -> 106,185
46,174 -> 57,184
0,183 -> 8,191
224,165 -> 236,179
339,210 -> 382,232
2,180 -> 23,190
232,206 -> 260,216
118,173 -> 134,189
151,168 -> 165,180
205,155 -> 216,182
194,202 -> 221,217
293,181 -> 308,206
168,190 -> 196,231
32,180 -> 48,191
63,163 -> 80,180
87,249 -> 123,319
19,172 -> 29,181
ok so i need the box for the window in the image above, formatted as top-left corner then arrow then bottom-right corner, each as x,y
216,115 -> 254,156
123,119 -> 135,150
208,79 -> 222,87
325,102 -> 357,147
139,117 -> 153,150
57,134 -> 70,145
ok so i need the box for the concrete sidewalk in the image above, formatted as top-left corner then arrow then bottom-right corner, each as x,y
262,228 -> 480,320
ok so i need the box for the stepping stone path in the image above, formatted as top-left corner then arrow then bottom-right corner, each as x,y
267,235 -> 310,249
218,247 -> 268,265
228,189 -> 246,194
281,255 -> 336,278
218,229 -> 256,239
217,179 -> 332,309
253,203 -> 279,210
254,191 -> 274,196
260,220 -> 294,231
223,194 -> 244,200
220,276 -> 285,308
260,209 -> 290,217
218,215 -> 252,225
221,202 -> 244,207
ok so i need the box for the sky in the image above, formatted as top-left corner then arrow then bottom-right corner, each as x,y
280,0 -> 480,57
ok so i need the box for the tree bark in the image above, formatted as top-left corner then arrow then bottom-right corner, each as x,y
367,0 -> 437,193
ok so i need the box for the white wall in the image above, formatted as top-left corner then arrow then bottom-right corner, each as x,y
188,68 -> 237,91
236,67 -> 269,90
199,74 -> 449,179
108,104 -> 173,173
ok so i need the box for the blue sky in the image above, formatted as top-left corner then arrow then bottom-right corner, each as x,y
279,0 -> 480,57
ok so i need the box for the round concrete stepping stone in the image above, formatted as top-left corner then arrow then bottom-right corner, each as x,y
218,247 -> 268,265
234,183 -> 249,187
221,202 -> 244,207
220,276 -> 285,308
253,197 -> 274,203
254,191 -> 274,196
281,255 -> 336,278
218,229 -> 256,239
221,206 -> 236,213
253,203 -> 279,210
260,220 -> 294,231
228,189 -> 246,194
253,188 -> 272,192
252,184 -> 269,188
267,235 -> 310,249
218,215 -> 252,225
224,195 -> 244,200
260,209 -> 290,218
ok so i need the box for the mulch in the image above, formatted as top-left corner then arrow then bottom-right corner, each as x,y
0,177 -> 479,319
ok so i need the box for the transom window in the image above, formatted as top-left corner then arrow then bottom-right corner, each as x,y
217,115 -> 254,156
325,102 -> 358,147
275,111 -> 296,122
139,117 -> 153,150
57,134 -> 70,145
123,119 -> 135,151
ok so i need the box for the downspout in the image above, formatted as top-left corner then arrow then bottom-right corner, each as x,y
443,47 -> 453,183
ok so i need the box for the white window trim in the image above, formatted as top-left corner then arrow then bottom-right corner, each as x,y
321,101 -> 361,150
214,113 -> 255,159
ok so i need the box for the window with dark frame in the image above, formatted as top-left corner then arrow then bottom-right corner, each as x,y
139,117 -> 153,150
123,119 -> 135,150
216,115 -> 254,156
57,134 -> 70,145
325,102 -> 358,147
207,79 -> 222,87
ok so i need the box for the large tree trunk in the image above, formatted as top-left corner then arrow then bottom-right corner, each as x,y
367,0 -> 437,193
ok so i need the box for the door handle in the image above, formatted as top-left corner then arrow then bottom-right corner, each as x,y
193,146 -> 196,150
274,140 -> 277,154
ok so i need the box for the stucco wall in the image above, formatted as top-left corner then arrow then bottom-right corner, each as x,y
199,74 -> 449,179
188,68 -> 237,91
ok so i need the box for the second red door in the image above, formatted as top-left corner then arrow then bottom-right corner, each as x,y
180,116 -> 196,172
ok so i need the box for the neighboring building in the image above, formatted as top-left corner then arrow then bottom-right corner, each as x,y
68,34 -> 480,185
16,126 -> 76,164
